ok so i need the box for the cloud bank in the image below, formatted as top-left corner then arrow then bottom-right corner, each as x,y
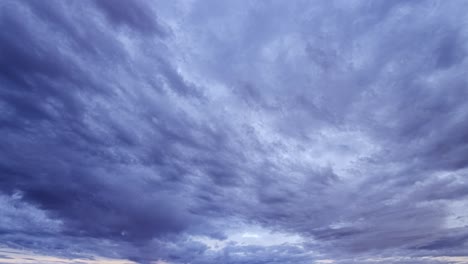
1,0 -> 468,263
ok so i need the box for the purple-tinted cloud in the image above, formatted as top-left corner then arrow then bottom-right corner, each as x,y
1,0 -> 468,263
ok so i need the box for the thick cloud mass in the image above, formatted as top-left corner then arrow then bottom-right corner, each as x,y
1,0 -> 468,263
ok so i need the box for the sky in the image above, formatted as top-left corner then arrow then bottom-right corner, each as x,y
1,0 -> 468,263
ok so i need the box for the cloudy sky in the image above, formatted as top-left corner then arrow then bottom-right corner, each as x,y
1,0 -> 468,263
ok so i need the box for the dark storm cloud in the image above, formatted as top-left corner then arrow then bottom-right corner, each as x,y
0,0 -> 204,247
1,0 -> 468,263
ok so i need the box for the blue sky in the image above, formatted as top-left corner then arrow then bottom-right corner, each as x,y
1,0 -> 468,263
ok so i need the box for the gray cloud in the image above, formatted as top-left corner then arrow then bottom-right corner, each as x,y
1,0 -> 468,263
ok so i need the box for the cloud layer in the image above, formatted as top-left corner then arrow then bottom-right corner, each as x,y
1,0 -> 468,263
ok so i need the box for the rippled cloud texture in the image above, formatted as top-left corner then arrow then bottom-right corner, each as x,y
1,0 -> 468,263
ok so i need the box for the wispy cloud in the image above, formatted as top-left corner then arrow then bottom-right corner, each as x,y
1,0 -> 468,263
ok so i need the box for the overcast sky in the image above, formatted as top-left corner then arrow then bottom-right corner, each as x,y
1,0 -> 468,263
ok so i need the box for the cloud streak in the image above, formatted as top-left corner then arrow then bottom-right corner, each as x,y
1,0 -> 468,263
